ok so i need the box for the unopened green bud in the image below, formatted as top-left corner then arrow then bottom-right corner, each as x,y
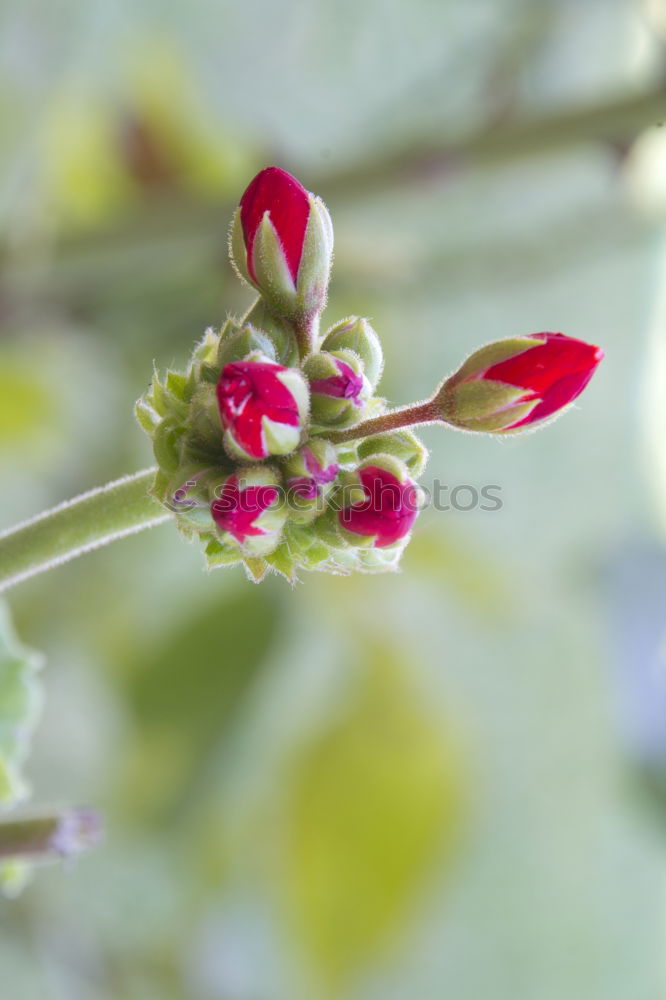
357,429 -> 428,477
321,316 -> 384,389
304,350 -> 371,428
282,440 -> 340,523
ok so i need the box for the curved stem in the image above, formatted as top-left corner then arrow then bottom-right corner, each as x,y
324,400 -> 440,445
0,468 -> 170,593
317,84 -> 666,197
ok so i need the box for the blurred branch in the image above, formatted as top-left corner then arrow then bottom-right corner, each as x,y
2,84 -> 665,296
0,467 -> 168,592
315,83 -> 666,197
0,809 -> 101,860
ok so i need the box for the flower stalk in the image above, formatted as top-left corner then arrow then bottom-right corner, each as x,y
324,400 -> 440,444
0,468 -> 168,593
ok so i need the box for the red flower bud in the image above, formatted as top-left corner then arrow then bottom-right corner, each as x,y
216,356 -> 308,460
230,166 -> 333,324
339,464 -> 418,548
239,166 -> 310,285
211,474 -> 279,544
481,333 -> 603,428
437,332 -> 604,433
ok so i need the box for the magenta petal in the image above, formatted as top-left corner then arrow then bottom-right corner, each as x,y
310,360 -> 365,406
287,477 -> 320,500
211,476 -> 279,543
483,332 -> 603,397
303,447 -> 339,484
216,360 -> 301,459
239,166 -> 311,284
339,466 -> 418,548
507,368 -> 597,428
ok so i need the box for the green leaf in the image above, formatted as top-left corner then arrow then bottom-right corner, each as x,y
277,646 -> 465,991
120,586 -> 282,820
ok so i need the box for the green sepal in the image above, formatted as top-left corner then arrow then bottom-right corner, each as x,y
252,213 -> 299,316
355,452 -> 412,484
165,370 -> 194,404
204,537 -> 242,569
356,543 -> 406,572
145,370 -> 187,421
227,207 -> 254,289
294,194 -> 333,318
313,506 -> 349,548
152,417 -> 186,474
216,321 -> 277,368
134,398 -> 160,435
264,543 -> 298,583
150,468 -> 171,500
286,524 -> 332,567
448,336 -> 542,383
191,326 -> 220,366
439,378 -> 535,432
182,382 -> 227,461
333,442 -> 359,468
243,557 -> 269,583
241,298 -> 299,366
357,429 -> 428,477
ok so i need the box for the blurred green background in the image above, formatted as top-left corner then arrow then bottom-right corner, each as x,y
3,0 -> 666,997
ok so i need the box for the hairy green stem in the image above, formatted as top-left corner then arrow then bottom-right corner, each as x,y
324,400 -> 440,444
291,312 -> 319,358
0,809 -> 102,860
0,468 -> 169,593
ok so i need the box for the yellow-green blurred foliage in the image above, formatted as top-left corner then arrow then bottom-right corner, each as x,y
276,646 -> 464,994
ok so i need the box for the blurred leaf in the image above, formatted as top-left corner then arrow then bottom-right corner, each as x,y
405,527 -> 514,620
120,585 -> 282,820
277,645 -> 465,994
0,601 -> 44,896
39,40 -> 255,231
0,602 -> 43,810
0,361 -> 53,448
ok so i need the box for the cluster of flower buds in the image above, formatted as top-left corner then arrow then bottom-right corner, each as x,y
137,166 -> 603,581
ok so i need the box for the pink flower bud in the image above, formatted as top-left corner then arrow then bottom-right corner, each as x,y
210,474 -> 279,545
239,166 -> 310,286
216,356 -> 309,460
437,332 -> 604,433
286,445 -> 339,495
283,441 -> 339,523
338,463 -> 419,548
304,350 -> 371,427
310,359 -> 365,405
